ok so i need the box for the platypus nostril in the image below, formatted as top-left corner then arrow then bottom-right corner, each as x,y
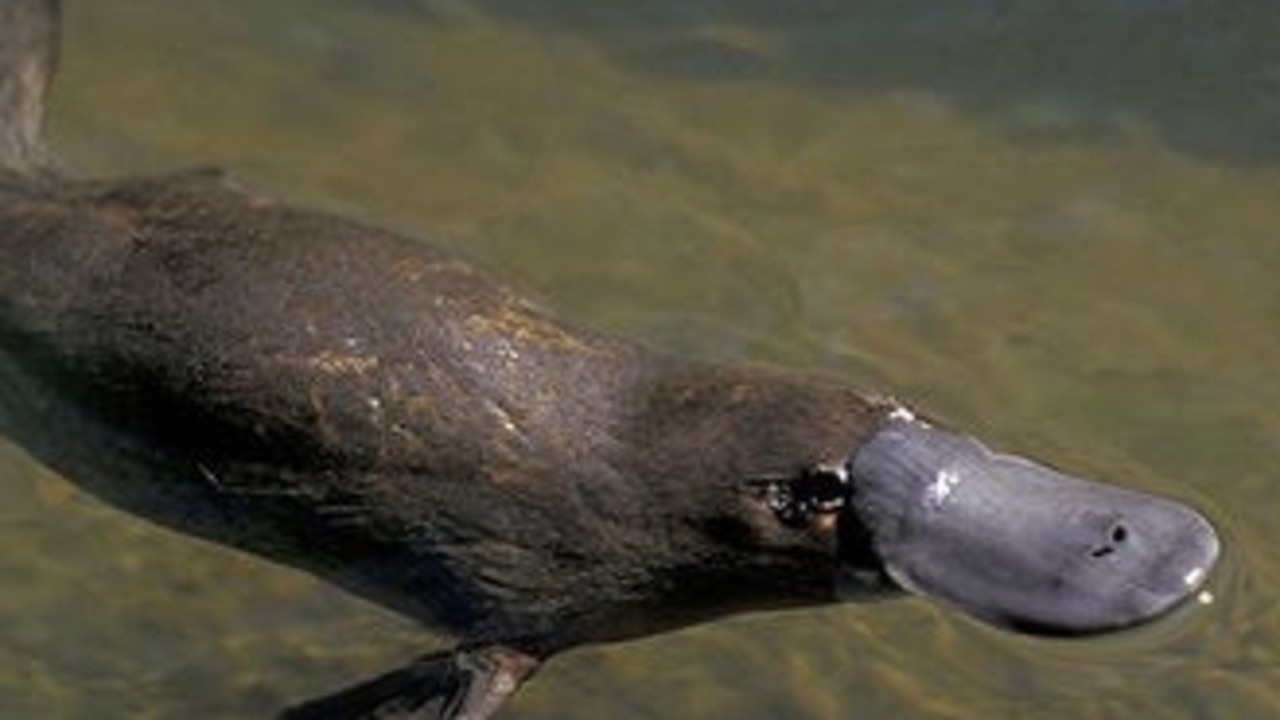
1088,524 -> 1128,559
1089,544 -> 1115,559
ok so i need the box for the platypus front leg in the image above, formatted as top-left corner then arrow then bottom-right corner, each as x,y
280,645 -> 540,720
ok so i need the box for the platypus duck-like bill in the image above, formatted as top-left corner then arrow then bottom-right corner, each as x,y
845,410 -> 1218,636
0,1 -> 1219,719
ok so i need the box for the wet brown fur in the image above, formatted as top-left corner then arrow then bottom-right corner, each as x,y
0,167 -> 892,655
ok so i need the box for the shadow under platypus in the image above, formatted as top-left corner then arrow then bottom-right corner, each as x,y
0,1 -> 1219,718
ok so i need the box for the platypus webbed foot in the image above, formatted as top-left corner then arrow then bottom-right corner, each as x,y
280,645 -> 539,720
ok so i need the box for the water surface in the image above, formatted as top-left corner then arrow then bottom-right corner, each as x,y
3,1 -> 1278,718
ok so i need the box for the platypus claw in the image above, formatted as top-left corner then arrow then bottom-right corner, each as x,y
280,645 -> 539,720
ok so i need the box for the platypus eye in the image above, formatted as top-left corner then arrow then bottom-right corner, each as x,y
750,465 -> 850,530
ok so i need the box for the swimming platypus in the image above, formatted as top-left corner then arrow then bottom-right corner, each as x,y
0,1 -> 1219,718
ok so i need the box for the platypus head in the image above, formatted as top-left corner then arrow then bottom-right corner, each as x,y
820,409 -> 1220,636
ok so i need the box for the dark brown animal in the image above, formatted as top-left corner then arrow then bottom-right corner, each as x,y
0,2 -> 1218,718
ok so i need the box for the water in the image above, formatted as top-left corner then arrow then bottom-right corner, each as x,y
3,1 -> 1278,717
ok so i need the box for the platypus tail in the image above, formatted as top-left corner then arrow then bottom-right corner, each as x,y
0,0 -> 60,175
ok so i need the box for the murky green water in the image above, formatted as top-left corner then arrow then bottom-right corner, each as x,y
3,1 -> 1278,718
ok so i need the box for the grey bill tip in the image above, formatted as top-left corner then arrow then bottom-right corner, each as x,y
848,414 -> 1220,636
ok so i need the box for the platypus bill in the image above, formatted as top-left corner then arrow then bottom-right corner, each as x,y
0,2 -> 1219,718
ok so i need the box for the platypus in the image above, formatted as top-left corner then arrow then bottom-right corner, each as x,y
0,2 -> 1220,718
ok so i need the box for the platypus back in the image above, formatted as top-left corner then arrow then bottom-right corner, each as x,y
0,0 -> 875,707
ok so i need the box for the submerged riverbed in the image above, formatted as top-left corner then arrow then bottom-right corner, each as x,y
2,2 -> 1278,718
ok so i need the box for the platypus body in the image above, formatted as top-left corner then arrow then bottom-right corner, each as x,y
0,167 -> 887,647
0,2 -> 1220,718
